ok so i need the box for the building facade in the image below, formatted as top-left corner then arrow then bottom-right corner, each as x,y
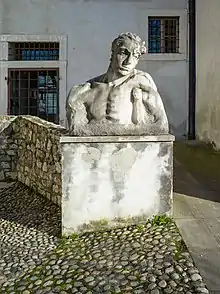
196,0 -> 220,149
0,0 -> 188,138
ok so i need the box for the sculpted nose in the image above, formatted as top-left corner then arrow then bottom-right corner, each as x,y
124,54 -> 132,65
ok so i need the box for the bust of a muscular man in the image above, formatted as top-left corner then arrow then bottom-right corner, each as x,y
66,32 -> 169,136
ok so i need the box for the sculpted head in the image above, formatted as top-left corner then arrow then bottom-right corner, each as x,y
110,32 -> 147,77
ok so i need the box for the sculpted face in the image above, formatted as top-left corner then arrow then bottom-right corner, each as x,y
112,38 -> 141,77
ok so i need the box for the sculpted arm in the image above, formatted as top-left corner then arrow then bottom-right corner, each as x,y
143,89 -> 169,132
66,83 -> 92,132
139,74 -> 169,133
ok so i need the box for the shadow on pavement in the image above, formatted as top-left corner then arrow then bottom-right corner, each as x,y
0,182 -> 61,237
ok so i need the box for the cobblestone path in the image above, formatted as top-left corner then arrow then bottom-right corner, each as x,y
0,183 -> 209,294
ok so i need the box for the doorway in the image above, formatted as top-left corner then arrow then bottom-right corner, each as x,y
8,69 -> 59,124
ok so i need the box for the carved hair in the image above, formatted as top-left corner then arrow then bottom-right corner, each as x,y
111,32 -> 147,56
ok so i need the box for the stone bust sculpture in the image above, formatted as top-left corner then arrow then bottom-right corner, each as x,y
66,32 -> 169,136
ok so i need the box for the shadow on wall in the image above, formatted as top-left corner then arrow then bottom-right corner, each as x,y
169,120 -> 187,140
173,141 -> 220,203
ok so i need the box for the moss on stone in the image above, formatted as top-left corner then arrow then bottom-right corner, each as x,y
173,238 -> 188,261
74,215 -> 173,234
151,215 -> 173,226
91,218 -> 109,226
136,224 -> 145,232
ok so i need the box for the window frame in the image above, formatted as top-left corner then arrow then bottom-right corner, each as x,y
148,16 -> 180,54
139,9 -> 188,61
0,34 -> 67,61
0,34 -> 67,126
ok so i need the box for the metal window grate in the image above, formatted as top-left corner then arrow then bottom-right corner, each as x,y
8,69 -> 59,124
148,16 -> 180,53
9,42 -> 59,61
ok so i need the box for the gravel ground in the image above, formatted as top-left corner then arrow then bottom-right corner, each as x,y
0,182 -> 209,294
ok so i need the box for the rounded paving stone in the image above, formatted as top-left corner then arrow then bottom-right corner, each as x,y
164,287 -> 173,293
148,274 -> 156,283
175,265 -> 183,273
85,276 -> 94,283
148,260 -> 154,267
104,284 -> 111,291
169,280 -> 177,288
191,273 -> 203,282
34,280 -> 42,286
151,289 -> 160,294
188,268 -> 199,275
130,254 -> 139,261
158,280 -> 167,288
196,287 -> 209,293
148,283 -> 157,290
165,267 -> 174,275
171,273 -> 180,280
43,280 -> 54,287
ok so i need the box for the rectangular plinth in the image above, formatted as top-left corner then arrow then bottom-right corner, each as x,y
61,135 -> 174,234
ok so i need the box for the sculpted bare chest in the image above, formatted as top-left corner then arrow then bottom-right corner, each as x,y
86,81 -> 135,124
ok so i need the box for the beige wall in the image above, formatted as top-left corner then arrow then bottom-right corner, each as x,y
196,0 -> 220,148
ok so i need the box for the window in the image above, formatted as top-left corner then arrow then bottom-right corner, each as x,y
148,16 -> 179,53
8,42 -> 59,61
8,69 -> 59,123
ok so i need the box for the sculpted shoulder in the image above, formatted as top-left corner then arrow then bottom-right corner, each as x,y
68,73 -> 106,95
132,69 -> 157,91
66,73 -> 108,110
66,82 -> 91,106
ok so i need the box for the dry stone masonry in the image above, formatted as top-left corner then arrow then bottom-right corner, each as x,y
0,116 -> 17,182
0,115 -> 67,205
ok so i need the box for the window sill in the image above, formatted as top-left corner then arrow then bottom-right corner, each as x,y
141,53 -> 187,61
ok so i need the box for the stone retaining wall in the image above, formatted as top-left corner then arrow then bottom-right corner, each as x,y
0,116 -> 17,181
0,115 -> 68,206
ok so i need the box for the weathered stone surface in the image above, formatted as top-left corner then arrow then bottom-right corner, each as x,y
0,118 -> 18,181
66,32 -> 169,136
61,135 -> 174,234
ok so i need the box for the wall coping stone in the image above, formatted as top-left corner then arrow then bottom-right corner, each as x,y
60,134 -> 175,143
0,116 -> 16,134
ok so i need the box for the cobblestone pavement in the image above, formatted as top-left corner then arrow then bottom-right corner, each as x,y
0,183 -> 209,294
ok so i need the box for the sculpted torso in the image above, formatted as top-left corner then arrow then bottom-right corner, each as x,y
66,33 -> 169,136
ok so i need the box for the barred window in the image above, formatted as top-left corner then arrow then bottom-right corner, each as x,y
8,42 -> 59,61
148,16 -> 180,53
8,69 -> 59,123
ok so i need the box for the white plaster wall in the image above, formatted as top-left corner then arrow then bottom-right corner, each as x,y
196,0 -> 220,149
61,138 -> 173,234
0,0 -> 188,137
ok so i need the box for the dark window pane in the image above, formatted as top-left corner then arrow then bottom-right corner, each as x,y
10,42 -> 59,61
148,16 -> 179,53
8,69 -> 59,123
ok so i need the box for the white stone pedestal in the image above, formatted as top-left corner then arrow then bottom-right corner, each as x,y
60,135 -> 175,235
